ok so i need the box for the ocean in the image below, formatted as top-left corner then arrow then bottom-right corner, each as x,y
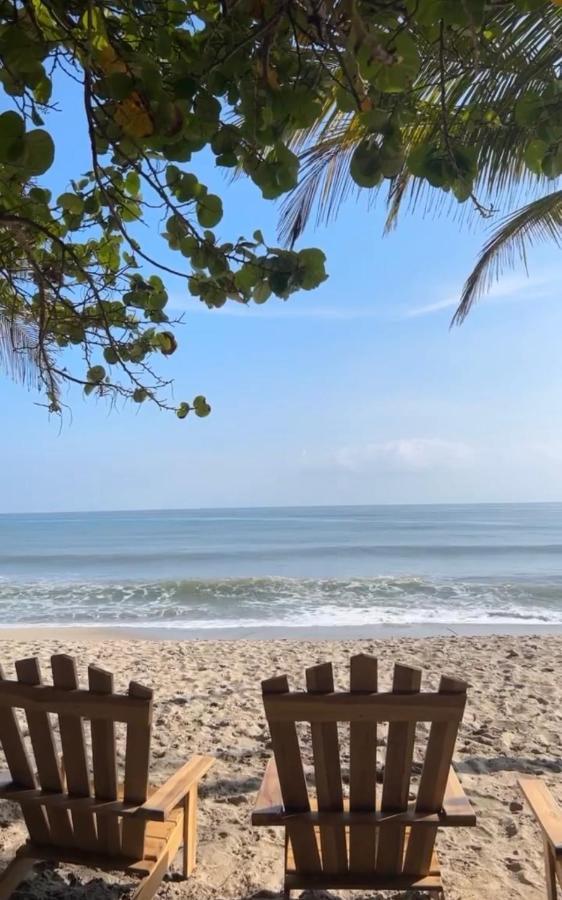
1,503 -> 562,630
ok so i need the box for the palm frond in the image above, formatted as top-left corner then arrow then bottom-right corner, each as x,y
280,6 -> 561,243
0,314 -> 45,390
452,190 -> 562,324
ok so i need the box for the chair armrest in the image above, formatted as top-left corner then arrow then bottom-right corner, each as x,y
134,755 -> 214,822
442,766 -> 477,826
252,758 -> 284,825
519,776 -> 562,853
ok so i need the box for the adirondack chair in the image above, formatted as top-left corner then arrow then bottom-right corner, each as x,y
252,654 -> 476,897
519,777 -> 562,898
0,655 -> 214,899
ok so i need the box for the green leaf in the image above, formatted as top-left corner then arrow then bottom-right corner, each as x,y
133,388 -> 148,403
269,269 -> 291,297
34,76 -> 52,105
298,248 -> 328,289
234,264 -> 259,293
0,111 -> 25,163
515,92 -> 544,127
125,171 -> 140,195
177,173 -> 201,201
87,365 -> 106,384
196,194 -> 223,227
524,139 -> 548,175
157,331 -> 177,355
22,129 -> 55,175
350,139 -> 383,188
193,92 -> 221,123
176,402 -> 190,419
58,192 -> 84,214
193,395 -> 211,417
103,347 -> 120,365
542,145 -> 562,179
252,282 -> 271,304
364,33 -> 420,93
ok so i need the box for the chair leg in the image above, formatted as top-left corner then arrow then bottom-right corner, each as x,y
545,836 -> 558,900
182,785 -> 198,878
0,855 -> 36,900
131,851 -> 170,900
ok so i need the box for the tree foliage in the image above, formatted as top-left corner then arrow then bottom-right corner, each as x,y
278,1 -> 561,319
0,0 -> 559,415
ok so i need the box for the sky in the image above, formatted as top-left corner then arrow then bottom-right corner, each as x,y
2,77 -> 562,512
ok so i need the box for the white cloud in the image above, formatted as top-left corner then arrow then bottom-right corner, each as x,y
403,298 -> 457,318
403,268 -> 559,319
328,438 -> 476,473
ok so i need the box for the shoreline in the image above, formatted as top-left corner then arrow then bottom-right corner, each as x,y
1,620 -> 562,641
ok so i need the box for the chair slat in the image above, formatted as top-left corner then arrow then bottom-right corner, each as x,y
15,658 -> 74,847
51,655 -> 97,851
306,663 -> 347,874
121,681 -> 153,858
262,675 -> 321,874
88,666 -> 121,856
403,675 -> 467,876
349,654 -> 377,873
0,665 -> 50,844
376,664 -> 422,875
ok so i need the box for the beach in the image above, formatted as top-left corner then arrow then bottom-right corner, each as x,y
0,631 -> 559,899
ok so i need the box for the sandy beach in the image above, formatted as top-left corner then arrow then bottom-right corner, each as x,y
0,632 -> 560,899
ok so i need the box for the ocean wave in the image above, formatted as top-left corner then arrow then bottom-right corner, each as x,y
0,575 -> 561,627
2,543 -> 562,565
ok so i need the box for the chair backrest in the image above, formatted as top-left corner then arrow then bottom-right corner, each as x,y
261,654 -> 467,879
0,654 -> 153,859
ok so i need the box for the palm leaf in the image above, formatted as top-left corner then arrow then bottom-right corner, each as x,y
452,190 -> 562,324
0,313 -> 45,390
280,6 -> 561,243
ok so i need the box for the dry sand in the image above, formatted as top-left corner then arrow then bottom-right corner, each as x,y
0,633 -> 560,899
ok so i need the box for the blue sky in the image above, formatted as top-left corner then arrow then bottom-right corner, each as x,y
2,76 -> 562,512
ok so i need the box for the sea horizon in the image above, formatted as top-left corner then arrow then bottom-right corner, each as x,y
3,499 -> 562,517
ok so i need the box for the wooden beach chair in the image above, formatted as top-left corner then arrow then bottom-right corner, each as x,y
519,777 -> 562,898
0,654 -> 214,899
252,654 -> 476,897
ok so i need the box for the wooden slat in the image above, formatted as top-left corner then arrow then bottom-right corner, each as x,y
0,855 -> 36,899
137,756 -> 214,821
306,663 -> 347,874
286,829 -> 442,892
263,691 -> 464,723
15,658 -> 74,847
0,665 -> 50,844
442,767 -> 476,824
51,655 -> 97,851
519,776 -> 562,852
132,815 -> 184,900
403,675 -> 466,876
376,664 -> 422,875
0,679 -> 149,724
253,757 -> 283,820
349,654 -> 378,873
252,803 -> 472,827
285,870 -> 443,892
183,786 -> 197,877
262,675 -> 321,874
89,666 -> 121,855
121,681 -> 153,858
